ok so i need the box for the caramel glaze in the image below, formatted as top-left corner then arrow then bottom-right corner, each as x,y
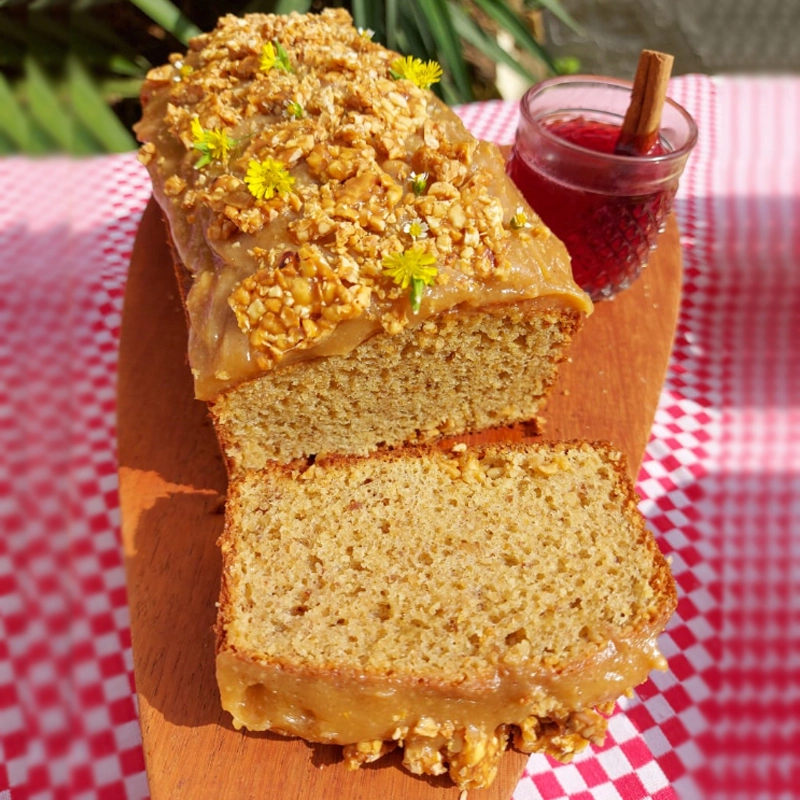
216,632 -> 666,746
137,78 -> 592,402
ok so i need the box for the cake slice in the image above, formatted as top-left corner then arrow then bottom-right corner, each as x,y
215,441 -> 676,790
134,9 -> 592,472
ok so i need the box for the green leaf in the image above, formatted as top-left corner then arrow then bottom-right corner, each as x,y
0,72 -> 28,151
66,29 -> 145,76
446,1 -> 536,84
414,0 -> 473,102
25,57 -> 73,151
106,54 -> 148,78
70,9 -> 137,53
350,0 -> 368,28
410,277 -> 424,313
24,113 -> 60,155
100,76 -> 146,100
69,10 -> 150,75
127,0 -> 201,45
0,128 -> 16,155
273,39 -> 293,71
21,10 -> 68,70
532,0 -> 584,35
70,122 -> 103,156
68,53 -> 137,152
472,0 -> 559,75
399,1 -> 435,60
243,0 -> 313,13
397,3 -> 456,101
273,0 -> 313,14
351,0 -> 385,44
384,0 -> 398,51
437,73 -> 464,105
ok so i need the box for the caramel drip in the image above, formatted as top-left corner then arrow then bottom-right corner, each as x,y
216,633 -> 667,746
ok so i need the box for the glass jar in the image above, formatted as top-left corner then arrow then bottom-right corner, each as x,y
507,76 -> 697,301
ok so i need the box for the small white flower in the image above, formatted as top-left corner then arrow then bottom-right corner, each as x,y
284,99 -> 305,119
403,220 -> 429,240
510,206 -> 532,230
357,27 -> 375,39
172,59 -> 193,83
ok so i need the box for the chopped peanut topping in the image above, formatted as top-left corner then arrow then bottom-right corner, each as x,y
228,246 -> 372,369
134,8 -> 575,376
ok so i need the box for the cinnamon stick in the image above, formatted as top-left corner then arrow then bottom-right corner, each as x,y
615,49 -> 674,156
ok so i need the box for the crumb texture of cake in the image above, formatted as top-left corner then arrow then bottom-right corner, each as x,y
211,303 -> 580,469
134,9 -> 592,468
216,441 -> 677,789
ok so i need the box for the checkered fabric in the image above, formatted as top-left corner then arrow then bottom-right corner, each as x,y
1,75 -> 797,799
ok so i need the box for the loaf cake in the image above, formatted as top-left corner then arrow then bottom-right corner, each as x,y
134,9 -> 592,472
216,441 -> 677,789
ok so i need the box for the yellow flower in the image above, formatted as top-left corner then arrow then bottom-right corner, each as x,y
260,40 -> 292,73
245,158 -> 295,200
191,118 -> 235,169
382,247 -> 438,313
389,56 -> 443,90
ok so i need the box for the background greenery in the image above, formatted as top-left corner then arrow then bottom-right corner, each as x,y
0,0 -> 579,155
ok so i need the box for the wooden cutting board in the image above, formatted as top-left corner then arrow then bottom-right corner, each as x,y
117,198 -> 681,800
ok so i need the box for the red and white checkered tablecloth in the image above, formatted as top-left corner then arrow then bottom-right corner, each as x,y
0,74 -> 797,800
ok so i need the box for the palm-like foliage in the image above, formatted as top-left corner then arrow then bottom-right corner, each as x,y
0,0 -> 580,154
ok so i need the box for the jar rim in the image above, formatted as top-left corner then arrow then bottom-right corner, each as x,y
519,75 -> 699,165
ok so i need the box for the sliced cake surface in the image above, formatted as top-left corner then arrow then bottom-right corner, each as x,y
216,441 -> 676,789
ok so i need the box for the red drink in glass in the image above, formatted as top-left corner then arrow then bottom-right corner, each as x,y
507,78 -> 697,301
